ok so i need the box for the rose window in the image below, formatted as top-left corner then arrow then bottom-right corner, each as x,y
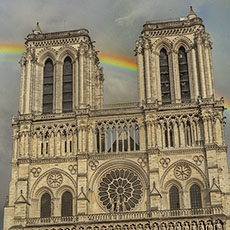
98,169 -> 143,212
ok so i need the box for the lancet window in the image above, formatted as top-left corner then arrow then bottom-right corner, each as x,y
190,184 -> 202,208
178,47 -> 190,102
43,59 -> 54,114
96,119 -> 140,153
61,191 -> 73,216
169,186 -> 180,210
41,193 -> 51,218
62,57 -> 73,112
160,48 -> 171,104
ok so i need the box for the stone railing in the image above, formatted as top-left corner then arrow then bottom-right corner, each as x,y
25,207 -> 223,226
26,215 -> 78,226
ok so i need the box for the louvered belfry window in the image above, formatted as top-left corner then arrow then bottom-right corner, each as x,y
160,48 -> 171,104
178,47 -> 190,102
190,184 -> 202,208
43,59 -> 54,114
61,191 -> 73,216
169,186 -> 180,210
41,193 -> 51,218
62,57 -> 73,112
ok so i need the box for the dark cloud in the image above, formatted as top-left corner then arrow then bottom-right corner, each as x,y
0,1 -> 230,229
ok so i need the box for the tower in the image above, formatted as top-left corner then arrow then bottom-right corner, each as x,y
3,7 -> 230,230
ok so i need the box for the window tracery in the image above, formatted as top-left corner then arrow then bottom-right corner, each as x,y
169,186 -> 180,210
159,48 -> 171,104
190,184 -> 202,208
61,191 -> 73,216
41,192 -> 51,218
98,169 -> 143,212
96,119 -> 140,153
178,46 -> 190,102
62,56 -> 73,112
43,58 -> 54,114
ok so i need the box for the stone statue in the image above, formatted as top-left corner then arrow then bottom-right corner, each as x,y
175,222 -> 182,230
215,220 -> 223,230
183,222 -> 190,230
206,221 -> 213,230
153,223 -> 159,230
191,222 -> 197,230
198,222 -> 205,230
161,223 -> 167,230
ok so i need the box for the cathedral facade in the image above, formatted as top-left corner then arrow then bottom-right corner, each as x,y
3,8 -> 230,230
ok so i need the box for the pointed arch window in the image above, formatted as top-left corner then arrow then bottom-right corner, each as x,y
160,48 -> 171,104
61,191 -> 73,216
178,47 -> 190,102
169,186 -> 180,210
43,59 -> 54,114
41,193 -> 51,218
63,57 -> 73,112
190,184 -> 202,208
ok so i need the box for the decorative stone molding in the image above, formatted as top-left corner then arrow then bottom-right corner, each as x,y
193,155 -> 204,166
47,171 -> 63,188
68,164 -> 78,175
89,159 -> 99,171
137,156 -> 147,167
159,158 -> 170,168
174,162 -> 192,181
30,167 -> 42,177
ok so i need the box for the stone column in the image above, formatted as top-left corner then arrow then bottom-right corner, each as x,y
55,61 -> 62,113
204,36 -> 213,98
136,40 -> 145,105
73,57 -> 79,110
79,46 -> 85,108
196,34 -> 207,98
155,54 -> 162,103
25,54 -> 32,114
191,48 -> 199,99
19,57 -> 26,114
150,51 -> 157,102
144,39 -> 151,103
172,50 -> 181,103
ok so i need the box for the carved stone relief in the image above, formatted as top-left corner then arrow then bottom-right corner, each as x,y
174,162 -> 191,180
47,171 -> 63,188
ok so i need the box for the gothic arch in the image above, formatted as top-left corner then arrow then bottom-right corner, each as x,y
35,186 -> 53,199
163,179 -> 183,192
153,38 -> 173,54
30,167 -> 77,199
160,160 -> 208,189
57,46 -> 78,63
173,36 -> 193,52
55,185 -> 76,198
89,159 -> 148,189
37,47 -> 57,65
185,177 -> 205,191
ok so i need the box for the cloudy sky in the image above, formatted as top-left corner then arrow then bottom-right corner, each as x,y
0,0 -> 230,228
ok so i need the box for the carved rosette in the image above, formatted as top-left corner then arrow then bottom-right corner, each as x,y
174,163 -> 191,181
98,168 -> 143,212
47,171 -> 63,188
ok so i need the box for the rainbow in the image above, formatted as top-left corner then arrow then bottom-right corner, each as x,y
0,44 -> 25,62
98,53 -> 137,80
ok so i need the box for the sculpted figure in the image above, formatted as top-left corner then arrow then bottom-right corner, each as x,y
152,223 -> 159,230
206,221 -> 213,230
175,222 -> 182,230
215,220 -> 223,230
161,223 -> 167,230
145,223 -> 151,230
198,222 -> 205,230
167,223 -> 174,230
183,222 -> 190,230
191,222 -> 197,230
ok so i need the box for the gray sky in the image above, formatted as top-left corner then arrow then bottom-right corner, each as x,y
0,0 -> 230,228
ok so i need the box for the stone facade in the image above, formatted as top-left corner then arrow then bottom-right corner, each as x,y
3,8 -> 230,230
